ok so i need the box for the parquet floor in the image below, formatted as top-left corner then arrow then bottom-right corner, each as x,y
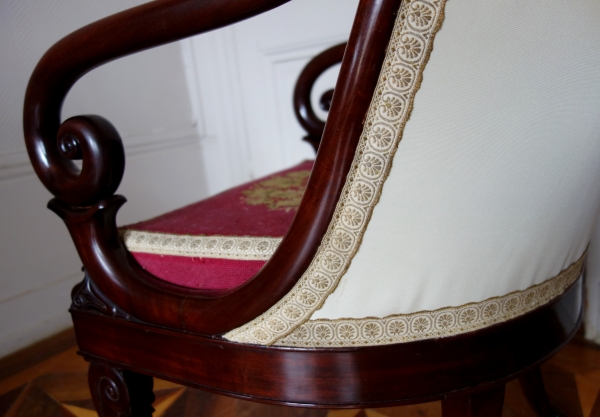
2,333 -> 600,417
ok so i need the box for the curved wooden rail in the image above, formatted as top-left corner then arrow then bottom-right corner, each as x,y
24,0 -> 292,207
75,277 -> 582,408
294,42 -> 346,151
24,0 -> 403,334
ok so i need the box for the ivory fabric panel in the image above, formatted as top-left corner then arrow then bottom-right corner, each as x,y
226,0 -> 600,346
312,0 -> 600,320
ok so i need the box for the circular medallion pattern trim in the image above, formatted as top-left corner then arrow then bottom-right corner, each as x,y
277,256 -> 583,347
225,0 -> 449,346
121,229 -> 281,261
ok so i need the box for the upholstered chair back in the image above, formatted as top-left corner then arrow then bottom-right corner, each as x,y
226,0 -> 600,347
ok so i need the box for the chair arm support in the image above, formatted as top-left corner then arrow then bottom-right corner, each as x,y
23,0 -> 402,335
23,0 -> 291,207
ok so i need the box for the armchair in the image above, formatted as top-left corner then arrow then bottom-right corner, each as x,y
23,0 -> 600,416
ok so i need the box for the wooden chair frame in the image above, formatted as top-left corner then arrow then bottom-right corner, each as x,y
23,0 -> 579,415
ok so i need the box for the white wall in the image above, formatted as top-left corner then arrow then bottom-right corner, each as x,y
0,0 -> 207,357
187,0 -> 358,193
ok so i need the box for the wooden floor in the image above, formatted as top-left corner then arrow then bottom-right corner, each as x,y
2,329 -> 600,416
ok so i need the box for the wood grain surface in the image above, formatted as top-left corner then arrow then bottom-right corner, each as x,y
2,328 -> 600,416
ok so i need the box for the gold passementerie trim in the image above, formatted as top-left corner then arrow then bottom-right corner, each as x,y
121,229 -> 281,261
224,0 -> 447,346
277,255 -> 584,347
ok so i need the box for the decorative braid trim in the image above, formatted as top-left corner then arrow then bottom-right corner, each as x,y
225,0 -> 448,345
121,229 -> 281,261
276,255 -> 584,347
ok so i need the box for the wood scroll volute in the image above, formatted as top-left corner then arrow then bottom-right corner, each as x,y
294,42 -> 347,152
88,362 -> 154,417
23,0 -> 403,333
22,0 -> 294,322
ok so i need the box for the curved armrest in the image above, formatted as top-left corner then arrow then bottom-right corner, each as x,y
25,0 -> 402,335
24,0 -> 291,207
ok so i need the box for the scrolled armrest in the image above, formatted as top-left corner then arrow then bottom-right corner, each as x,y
23,0 -> 291,207
23,0 -> 401,335
294,42 -> 346,152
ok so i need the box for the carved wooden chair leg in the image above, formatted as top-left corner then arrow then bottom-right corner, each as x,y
88,362 -> 155,417
441,384 -> 505,417
519,366 -> 565,417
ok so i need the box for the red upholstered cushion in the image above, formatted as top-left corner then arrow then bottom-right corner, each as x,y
122,161 -> 313,290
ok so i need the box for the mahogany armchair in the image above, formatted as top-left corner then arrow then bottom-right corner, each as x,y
23,0 -> 600,416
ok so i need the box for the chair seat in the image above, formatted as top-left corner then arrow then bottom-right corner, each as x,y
121,161 -> 313,290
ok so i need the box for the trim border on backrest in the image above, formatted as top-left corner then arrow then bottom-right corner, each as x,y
26,0 -> 404,334
226,0 -> 448,344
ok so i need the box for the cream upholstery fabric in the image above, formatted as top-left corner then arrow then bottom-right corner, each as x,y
226,0 -> 600,347
312,0 -> 600,320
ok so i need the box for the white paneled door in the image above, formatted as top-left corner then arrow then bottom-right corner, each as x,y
183,0 -> 360,195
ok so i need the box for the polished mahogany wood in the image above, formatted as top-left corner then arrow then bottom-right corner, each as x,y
441,385 -> 505,417
28,0 -> 403,334
72,278 -> 581,409
293,42 -> 346,151
519,366 -> 566,417
89,362 -> 155,417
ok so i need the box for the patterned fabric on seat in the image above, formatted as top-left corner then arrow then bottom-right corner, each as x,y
121,161 -> 313,291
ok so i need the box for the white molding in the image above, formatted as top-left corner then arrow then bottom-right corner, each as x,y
184,31 -> 346,189
179,39 -> 206,137
260,34 -> 348,58
0,128 -> 202,182
186,28 -> 254,195
0,152 -> 34,181
237,36 -> 345,173
265,38 -> 344,159
124,127 -> 201,157
0,271 -> 82,305
182,3 -> 354,191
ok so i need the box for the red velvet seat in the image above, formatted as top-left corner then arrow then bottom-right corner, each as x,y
122,161 -> 313,290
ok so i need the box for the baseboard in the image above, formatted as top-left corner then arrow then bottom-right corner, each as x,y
0,327 -> 76,381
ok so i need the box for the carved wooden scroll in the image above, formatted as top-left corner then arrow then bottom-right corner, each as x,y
294,43 -> 346,151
